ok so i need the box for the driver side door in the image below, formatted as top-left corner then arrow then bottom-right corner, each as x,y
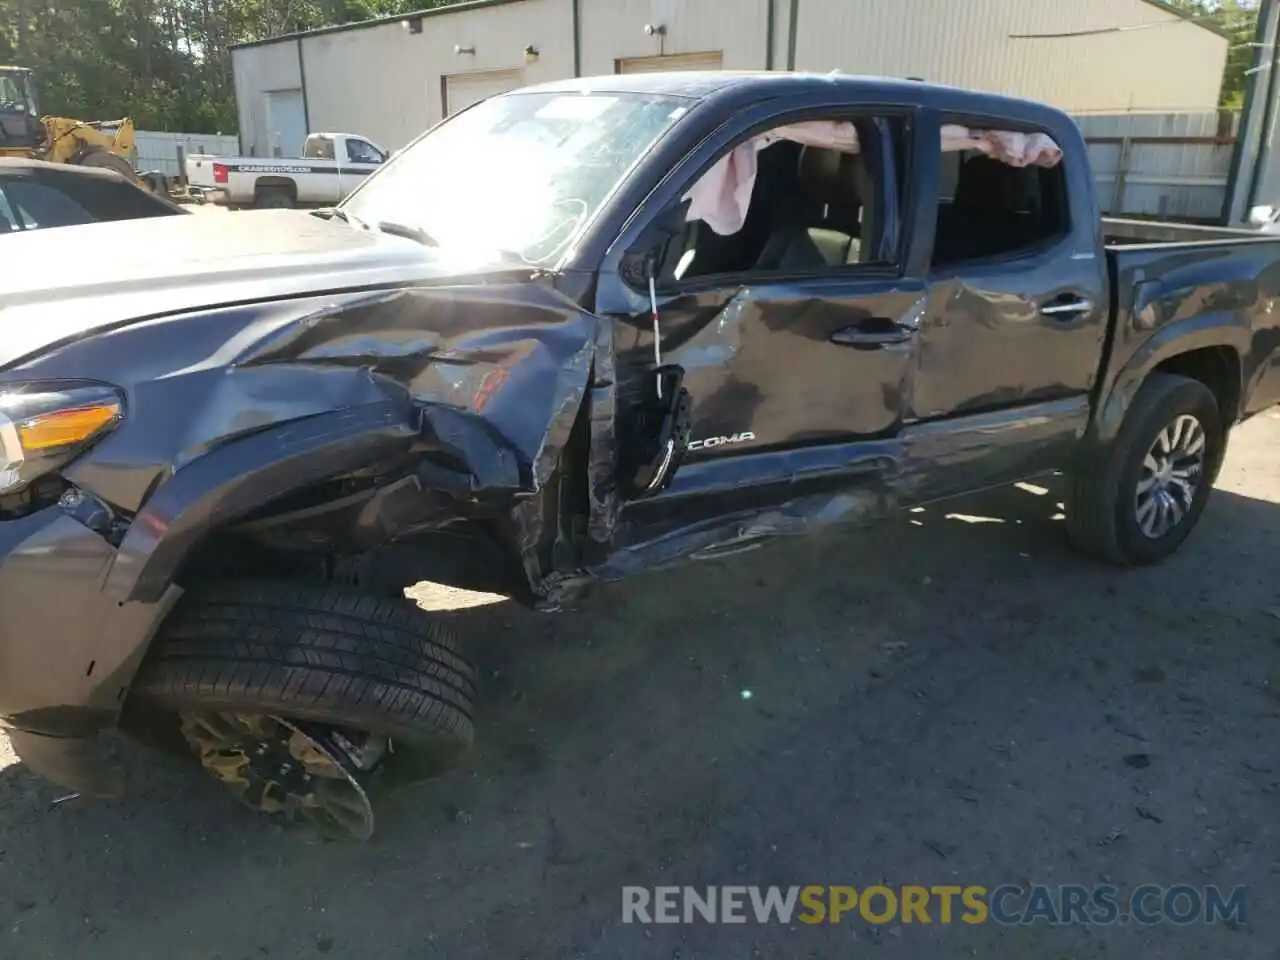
592,104 -> 928,563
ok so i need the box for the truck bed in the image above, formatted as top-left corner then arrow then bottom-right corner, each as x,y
1102,216 -> 1274,247
1099,220 -> 1280,426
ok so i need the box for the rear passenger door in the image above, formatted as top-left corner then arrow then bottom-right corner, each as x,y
910,111 -> 1109,497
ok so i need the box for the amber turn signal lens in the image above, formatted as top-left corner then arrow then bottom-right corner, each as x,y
16,403 -> 121,452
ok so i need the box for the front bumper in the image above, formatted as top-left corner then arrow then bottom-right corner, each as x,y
0,502 -> 179,794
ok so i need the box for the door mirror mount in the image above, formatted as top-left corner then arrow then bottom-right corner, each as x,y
620,245 -> 661,290
620,200 -> 691,290
628,201 -> 690,256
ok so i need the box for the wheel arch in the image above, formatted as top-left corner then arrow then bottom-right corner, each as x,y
103,401 -> 418,606
1092,315 -> 1247,446
253,176 -> 298,200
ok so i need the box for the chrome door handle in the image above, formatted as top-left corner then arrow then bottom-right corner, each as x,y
1040,298 -> 1093,317
830,321 -> 914,348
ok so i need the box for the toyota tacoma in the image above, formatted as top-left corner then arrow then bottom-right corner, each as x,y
2,73 -> 1278,839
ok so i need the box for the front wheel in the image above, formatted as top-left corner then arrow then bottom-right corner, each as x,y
1065,372 -> 1225,565
129,582 -> 476,839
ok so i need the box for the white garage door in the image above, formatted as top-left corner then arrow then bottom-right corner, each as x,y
444,69 -> 526,116
265,88 -> 307,158
616,51 -> 724,74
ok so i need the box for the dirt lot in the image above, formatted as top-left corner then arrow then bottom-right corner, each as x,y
2,413 -> 1278,959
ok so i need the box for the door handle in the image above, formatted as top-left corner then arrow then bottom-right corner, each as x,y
830,320 -> 914,348
1040,297 -> 1094,319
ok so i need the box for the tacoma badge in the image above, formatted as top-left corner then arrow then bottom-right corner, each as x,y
687,432 -> 756,452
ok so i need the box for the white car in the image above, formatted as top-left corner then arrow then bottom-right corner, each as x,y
185,132 -> 388,209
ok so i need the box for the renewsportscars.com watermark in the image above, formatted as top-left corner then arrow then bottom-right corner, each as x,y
622,884 -> 1248,926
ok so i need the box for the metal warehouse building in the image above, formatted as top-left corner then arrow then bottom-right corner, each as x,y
231,0 -> 1229,157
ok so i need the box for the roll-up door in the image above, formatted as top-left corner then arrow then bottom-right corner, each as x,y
616,51 -> 725,74
444,68 -> 526,116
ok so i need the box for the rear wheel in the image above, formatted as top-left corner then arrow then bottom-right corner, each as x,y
1065,372 -> 1225,565
254,186 -> 295,209
75,149 -> 139,182
130,581 -> 476,839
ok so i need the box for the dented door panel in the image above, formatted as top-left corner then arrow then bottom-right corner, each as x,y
597,275 -> 925,575
612,278 -> 927,457
913,258 -> 1109,423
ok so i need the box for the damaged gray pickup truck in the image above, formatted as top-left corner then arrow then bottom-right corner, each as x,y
3,73 -> 1279,839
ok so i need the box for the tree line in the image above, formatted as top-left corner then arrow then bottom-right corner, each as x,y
0,0 -> 1261,135
1168,0 -> 1260,107
0,1 -> 454,132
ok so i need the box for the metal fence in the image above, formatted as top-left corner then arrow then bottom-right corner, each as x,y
135,130 -> 241,176
1069,109 -> 1240,223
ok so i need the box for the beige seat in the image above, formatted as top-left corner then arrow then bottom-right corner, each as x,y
754,145 -> 870,271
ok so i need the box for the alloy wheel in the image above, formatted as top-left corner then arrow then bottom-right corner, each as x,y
179,712 -> 388,840
1134,413 -> 1206,539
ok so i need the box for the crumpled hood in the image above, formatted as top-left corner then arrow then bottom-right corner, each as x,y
0,209 -> 514,368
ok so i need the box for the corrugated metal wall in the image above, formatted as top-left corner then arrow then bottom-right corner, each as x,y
793,0 -> 1227,112
135,131 -> 241,175
1074,111 -> 1238,221
229,0 -> 1233,197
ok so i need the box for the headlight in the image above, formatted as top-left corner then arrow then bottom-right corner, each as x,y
0,382 -> 124,495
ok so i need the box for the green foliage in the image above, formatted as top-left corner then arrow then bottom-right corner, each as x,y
1165,0 -> 1260,106
0,0 -> 458,132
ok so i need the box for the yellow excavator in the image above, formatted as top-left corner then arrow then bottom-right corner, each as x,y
0,65 -> 142,182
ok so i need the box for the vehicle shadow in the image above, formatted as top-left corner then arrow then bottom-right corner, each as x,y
1,466 -> 1278,958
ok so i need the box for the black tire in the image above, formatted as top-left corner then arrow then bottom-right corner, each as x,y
76,149 -> 139,182
254,186 -> 295,209
139,171 -> 169,195
130,581 -> 476,750
1064,372 -> 1225,565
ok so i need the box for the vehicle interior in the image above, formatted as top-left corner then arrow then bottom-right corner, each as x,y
653,135 -> 883,284
647,118 -> 1075,283
932,150 -> 1068,264
304,135 -> 336,160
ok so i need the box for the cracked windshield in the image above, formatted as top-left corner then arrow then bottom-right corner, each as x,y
341,91 -> 687,266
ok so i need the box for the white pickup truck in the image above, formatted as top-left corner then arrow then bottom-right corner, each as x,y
185,132 -> 388,209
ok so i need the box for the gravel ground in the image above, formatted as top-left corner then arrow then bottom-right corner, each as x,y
1,412 -> 1277,960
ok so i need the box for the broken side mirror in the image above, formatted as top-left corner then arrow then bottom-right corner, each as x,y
620,364 -> 693,499
615,201 -> 695,498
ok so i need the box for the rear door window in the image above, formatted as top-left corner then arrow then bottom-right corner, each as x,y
931,123 -> 1069,267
